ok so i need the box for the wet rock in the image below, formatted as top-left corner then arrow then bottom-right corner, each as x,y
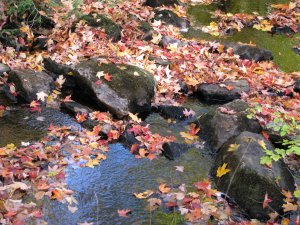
61,101 -> 92,115
271,25 -> 298,35
44,58 -> 73,75
198,80 -> 249,103
159,36 -> 188,48
199,99 -> 261,150
138,21 -> 154,41
119,125 -> 140,149
153,10 -> 190,30
80,14 -> 122,42
156,105 -> 188,120
148,55 -> 171,66
213,131 -> 295,220
72,59 -> 155,119
294,79 -> 300,93
31,37 -> 48,51
162,142 -> 190,160
145,0 -> 179,7
0,63 -> 10,76
7,69 -> 54,103
224,42 -> 273,62
293,46 -> 300,55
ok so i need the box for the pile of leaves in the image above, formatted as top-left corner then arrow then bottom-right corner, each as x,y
200,1 -> 300,36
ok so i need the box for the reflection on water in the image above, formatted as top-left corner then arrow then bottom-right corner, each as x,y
43,144 -> 212,225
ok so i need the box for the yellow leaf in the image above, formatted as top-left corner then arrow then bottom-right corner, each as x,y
89,142 -> 99,149
216,163 -> 230,178
86,158 -> 100,168
128,112 -> 142,123
180,132 -> 198,141
133,190 -> 154,199
258,140 -> 267,150
227,144 -> 240,152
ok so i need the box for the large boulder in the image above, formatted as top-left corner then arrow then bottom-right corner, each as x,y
224,42 -> 273,62
71,59 -> 155,119
153,10 -> 190,31
198,79 -> 249,103
7,69 -> 53,102
213,131 -> 295,220
80,14 -> 122,42
145,0 -> 179,7
199,99 -> 261,150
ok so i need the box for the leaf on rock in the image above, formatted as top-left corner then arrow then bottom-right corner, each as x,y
216,163 -> 230,178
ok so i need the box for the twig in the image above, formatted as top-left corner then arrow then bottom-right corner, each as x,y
94,191 -> 99,225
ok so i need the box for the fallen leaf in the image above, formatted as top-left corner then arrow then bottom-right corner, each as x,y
117,209 -> 131,217
159,183 -> 171,194
216,163 -> 230,178
227,144 -> 240,152
263,192 -> 272,209
133,190 -> 154,199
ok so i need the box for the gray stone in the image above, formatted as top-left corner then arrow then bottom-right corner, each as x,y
213,131 -> 295,220
156,105 -> 190,120
199,99 -> 261,150
154,10 -> 190,30
198,79 -> 249,103
162,142 -> 190,160
224,42 -> 273,62
0,63 -> 10,76
159,36 -> 188,48
71,59 -> 155,119
7,69 -> 53,102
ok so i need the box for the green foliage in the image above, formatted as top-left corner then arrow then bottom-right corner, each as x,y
8,0 -> 37,16
247,104 -> 300,165
260,138 -> 300,165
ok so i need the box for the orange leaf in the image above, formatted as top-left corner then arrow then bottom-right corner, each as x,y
159,183 -> 171,194
51,189 -> 64,201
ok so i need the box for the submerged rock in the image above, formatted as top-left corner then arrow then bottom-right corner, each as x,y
80,14 -> 122,42
145,0 -> 179,8
162,142 -> 190,160
199,99 -> 261,150
198,79 -> 249,103
156,105 -> 189,120
7,69 -> 53,103
72,59 -> 155,119
213,131 -> 295,220
154,10 -> 190,30
224,42 -> 273,62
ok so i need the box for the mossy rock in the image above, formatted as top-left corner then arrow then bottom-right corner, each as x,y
213,131 -> 295,220
198,99 -> 261,150
72,59 -> 155,118
81,14 -> 122,42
